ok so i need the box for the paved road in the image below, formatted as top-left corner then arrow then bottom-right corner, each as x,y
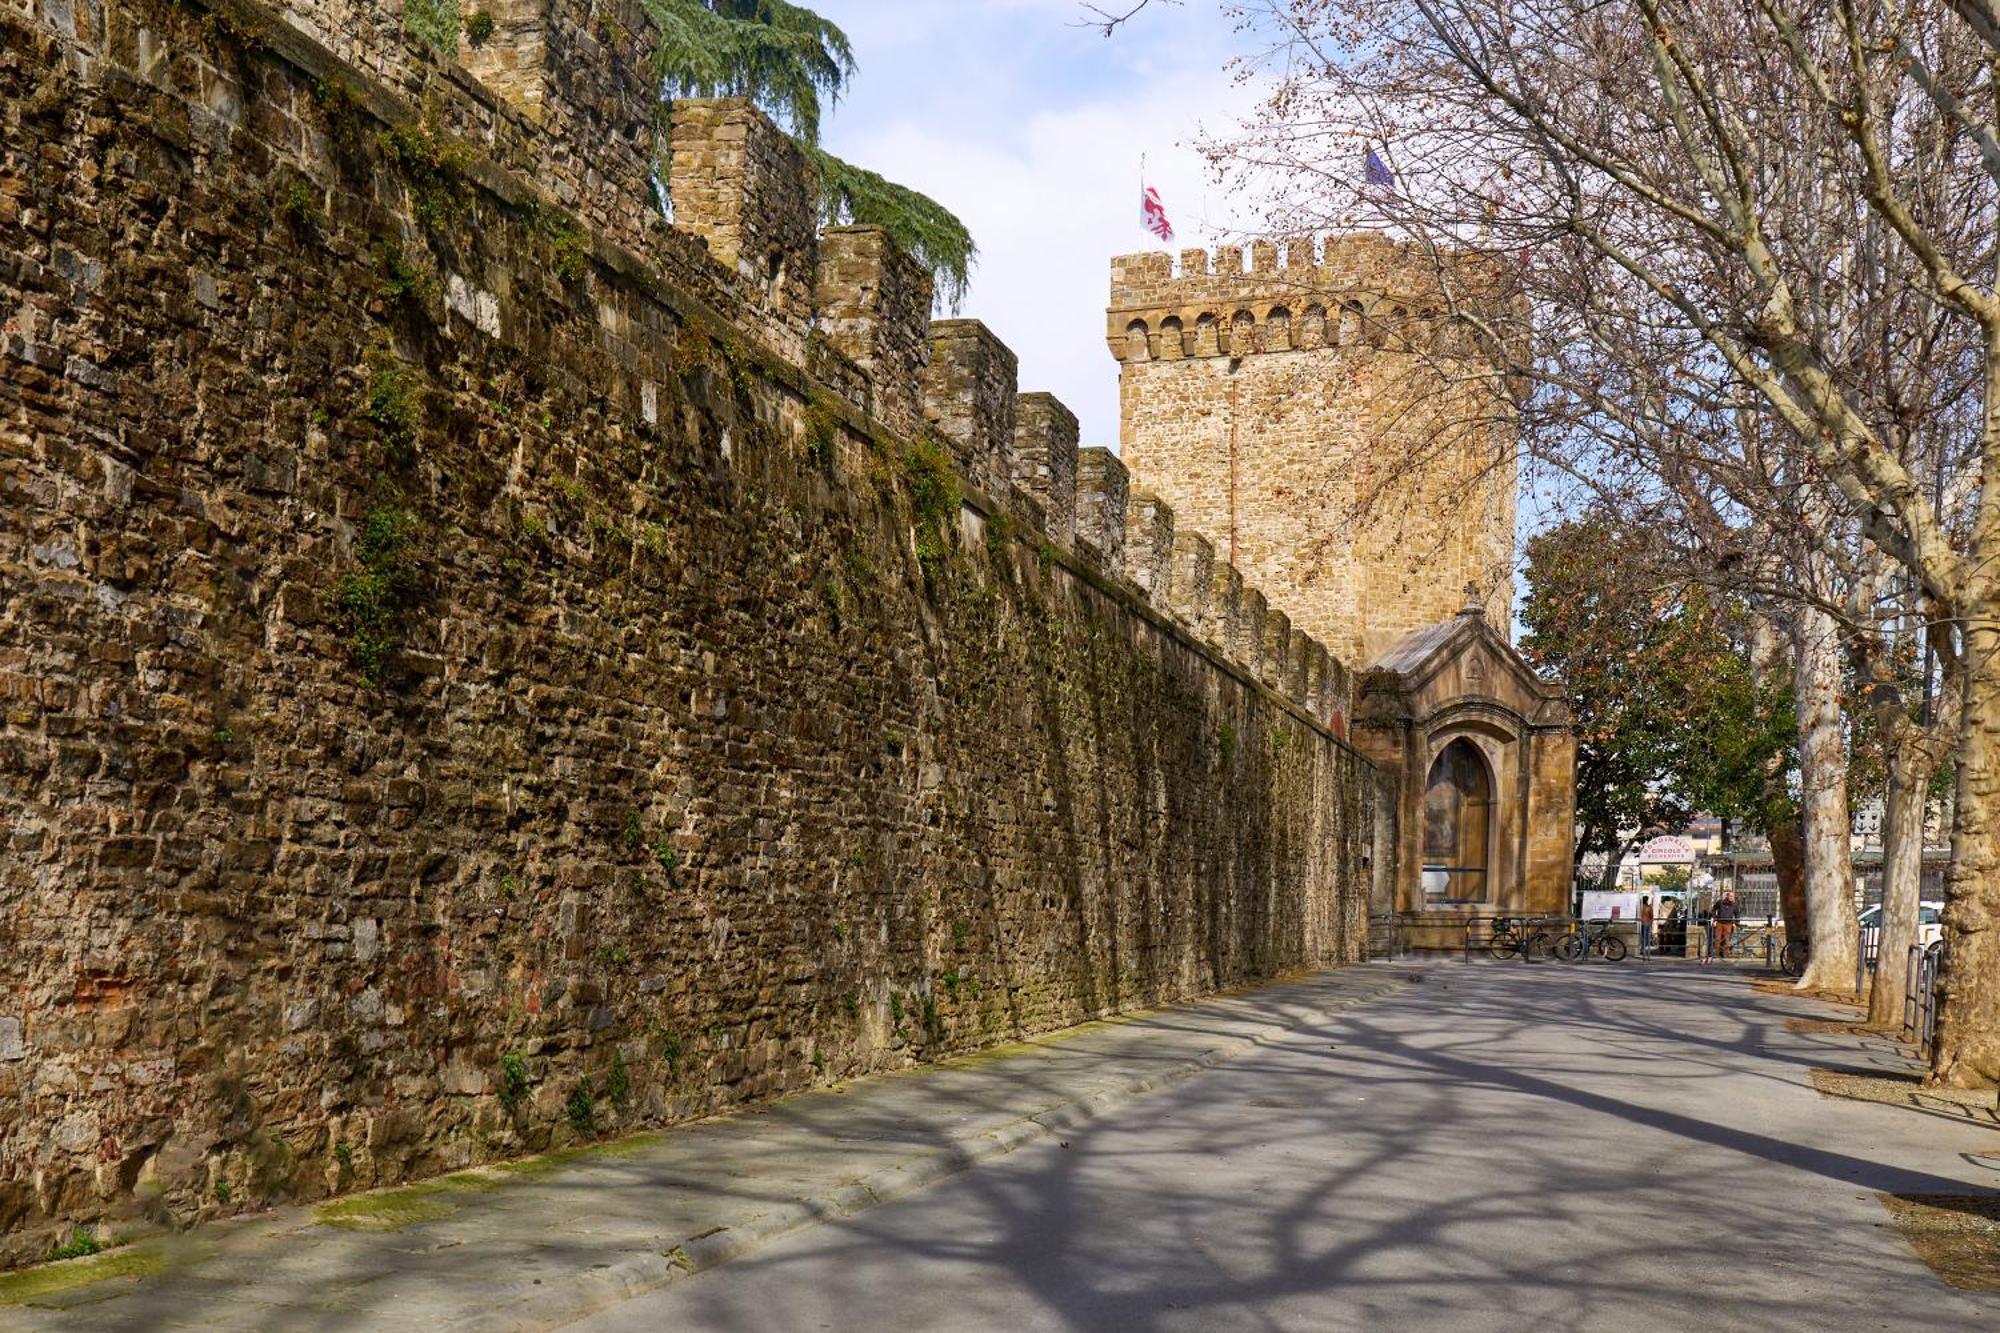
571,962 -> 2000,1332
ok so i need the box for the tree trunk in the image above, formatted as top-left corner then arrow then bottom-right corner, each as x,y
1793,606 -> 1858,990
1599,837 -> 1638,892
1769,813 -> 1808,944
1751,605 -> 1806,943
1868,743 -> 1931,1027
1933,622 -> 2000,1086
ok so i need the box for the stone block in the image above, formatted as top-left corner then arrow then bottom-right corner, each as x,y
1302,639 -> 1330,722
921,320 -> 1017,497
459,0 -> 553,120
814,226 -> 933,436
1262,608 -> 1292,690
460,0 -> 664,260
1075,447 -> 1128,570
1285,630 -> 1312,705
667,98 -> 819,321
1168,530 -> 1213,628
1012,393 -> 1079,548
1204,562 -> 1244,657
1239,587 -> 1268,678
1123,491 -> 1175,608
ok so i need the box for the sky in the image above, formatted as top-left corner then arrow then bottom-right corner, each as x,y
817,0 -> 1270,448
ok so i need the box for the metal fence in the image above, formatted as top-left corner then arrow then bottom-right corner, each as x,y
1729,877 -> 1781,922
1904,940 -> 1947,1058
1856,923 -> 1880,994
1366,912 -> 1407,961
1855,864 -> 1951,909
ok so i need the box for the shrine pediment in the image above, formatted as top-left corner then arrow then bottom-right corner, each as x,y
1357,603 -> 1569,728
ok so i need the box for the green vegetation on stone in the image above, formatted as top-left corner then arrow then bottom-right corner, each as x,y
0,1244 -> 164,1308
499,1051 -> 530,1110
338,506 -> 420,684
45,1229 -> 102,1262
365,350 -> 421,442
901,437 -> 960,581
404,0 -> 462,57
377,117 -> 472,228
315,1171 -> 502,1231
566,1083 -> 596,1131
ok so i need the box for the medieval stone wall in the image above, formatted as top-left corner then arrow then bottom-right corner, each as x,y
1108,234 -> 1518,667
0,0 -> 1374,1265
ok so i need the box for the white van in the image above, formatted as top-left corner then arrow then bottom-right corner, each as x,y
1857,902 -> 1945,947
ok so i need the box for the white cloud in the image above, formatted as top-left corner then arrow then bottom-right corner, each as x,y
821,1 -> 1270,446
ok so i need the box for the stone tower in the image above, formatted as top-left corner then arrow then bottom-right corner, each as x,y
1106,233 -> 1517,667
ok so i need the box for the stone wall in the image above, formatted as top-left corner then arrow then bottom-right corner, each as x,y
1108,234 -> 1518,667
0,0 -> 1375,1265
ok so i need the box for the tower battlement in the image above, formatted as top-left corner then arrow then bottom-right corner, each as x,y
1110,233 -> 1519,666
1107,234 -> 1505,364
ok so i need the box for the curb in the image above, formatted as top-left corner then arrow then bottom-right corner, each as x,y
474,968 -> 1417,1331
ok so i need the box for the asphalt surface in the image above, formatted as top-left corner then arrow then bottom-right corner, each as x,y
569,961 -> 2000,1333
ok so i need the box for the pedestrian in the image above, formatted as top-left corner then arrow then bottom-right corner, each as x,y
1708,890 -> 1740,964
1639,894 -> 1656,957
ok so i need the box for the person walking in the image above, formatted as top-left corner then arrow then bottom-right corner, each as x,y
1639,894 -> 1656,958
1708,890 -> 1741,964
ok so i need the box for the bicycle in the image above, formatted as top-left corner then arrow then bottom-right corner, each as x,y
1555,920 -> 1628,963
1779,937 -> 1808,978
1722,922 -> 1777,962
1487,916 -> 1558,962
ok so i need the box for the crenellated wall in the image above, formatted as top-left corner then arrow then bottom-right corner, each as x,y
0,0 -> 1376,1266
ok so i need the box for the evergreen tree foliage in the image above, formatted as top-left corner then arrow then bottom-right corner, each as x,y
800,145 -> 974,309
1519,514 -> 1794,884
642,0 -> 975,306
643,0 -> 854,144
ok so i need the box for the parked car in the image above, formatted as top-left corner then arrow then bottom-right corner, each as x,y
1857,901 -> 1946,947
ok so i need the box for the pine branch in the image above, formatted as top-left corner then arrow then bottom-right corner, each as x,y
802,143 -> 976,310
643,0 -> 856,143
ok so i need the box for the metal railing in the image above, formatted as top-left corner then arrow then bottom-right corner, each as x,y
1462,915 -> 1638,964
1637,916 -> 1799,968
1366,912 -> 1407,960
1904,939 -> 1947,1059
1463,914 -> 1571,963
1856,923 -> 1881,995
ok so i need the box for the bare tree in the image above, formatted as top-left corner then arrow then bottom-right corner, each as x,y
1213,0 -> 2000,1077
1075,0 -> 1180,36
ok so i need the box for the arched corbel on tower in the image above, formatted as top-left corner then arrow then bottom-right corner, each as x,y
1261,306 -> 1292,353
1228,308 -> 1256,356
1158,315 -> 1185,360
1299,304 -> 1328,351
1124,318 -> 1152,363
1364,302 -> 1392,351
1338,300 -> 1365,347
1191,312 -> 1221,357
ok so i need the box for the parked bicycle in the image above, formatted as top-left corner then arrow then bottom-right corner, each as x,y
1722,922 -> 1778,963
1779,937 -> 1808,978
1487,916 -> 1559,962
1555,920 -> 1628,963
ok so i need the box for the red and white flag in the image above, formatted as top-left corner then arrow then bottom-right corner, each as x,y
1140,182 -> 1174,243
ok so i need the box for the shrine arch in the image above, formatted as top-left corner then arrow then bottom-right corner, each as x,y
1421,737 -> 1493,902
